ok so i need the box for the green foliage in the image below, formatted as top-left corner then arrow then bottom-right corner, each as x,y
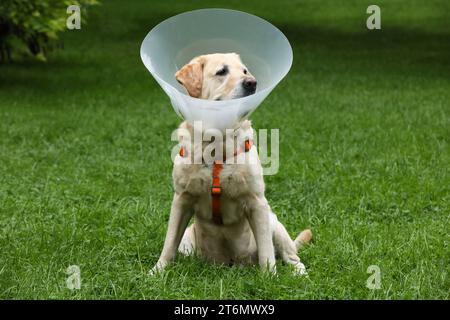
0,0 -> 99,61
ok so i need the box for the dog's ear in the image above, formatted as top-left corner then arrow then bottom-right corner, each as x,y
175,57 -> 204,98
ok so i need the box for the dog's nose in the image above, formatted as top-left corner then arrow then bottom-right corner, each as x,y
242,78 -> 257,92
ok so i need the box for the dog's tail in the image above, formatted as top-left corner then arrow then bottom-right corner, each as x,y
294,229 -> 313,251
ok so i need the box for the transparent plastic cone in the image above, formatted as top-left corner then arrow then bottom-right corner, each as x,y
140,8 -> 293,131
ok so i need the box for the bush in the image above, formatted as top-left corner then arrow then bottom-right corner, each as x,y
0,0 -> 99,62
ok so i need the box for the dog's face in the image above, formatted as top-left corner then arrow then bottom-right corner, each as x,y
175,53 -> 257,100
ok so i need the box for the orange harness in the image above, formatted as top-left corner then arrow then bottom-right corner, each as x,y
179,139 -> 252,225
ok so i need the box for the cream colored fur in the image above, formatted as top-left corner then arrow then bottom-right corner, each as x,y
150,54 -> 312,276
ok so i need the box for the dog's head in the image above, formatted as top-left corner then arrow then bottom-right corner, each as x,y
175,53 -> 257,100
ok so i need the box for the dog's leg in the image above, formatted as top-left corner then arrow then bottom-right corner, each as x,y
273,219 -> 311,276
150,193 -> 193,275
178,224 -> 196,256
247,197 -> 276,274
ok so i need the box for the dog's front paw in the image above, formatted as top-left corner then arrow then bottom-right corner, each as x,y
148,261 -> 167,276
293,262 -> 308,276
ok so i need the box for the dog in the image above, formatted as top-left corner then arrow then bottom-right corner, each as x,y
150,53 -> 312,276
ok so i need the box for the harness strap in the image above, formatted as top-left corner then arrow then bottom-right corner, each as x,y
179,139 -> 253,225
211,161 -> 224,225
179,146 -> 186,157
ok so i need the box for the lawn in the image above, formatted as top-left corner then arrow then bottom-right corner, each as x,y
0,0 -> 449,299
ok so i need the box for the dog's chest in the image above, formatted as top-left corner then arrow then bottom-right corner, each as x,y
173,164 -> 262,224
175,164 -> 253,197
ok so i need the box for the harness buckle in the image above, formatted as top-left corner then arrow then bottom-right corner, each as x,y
211,186 -> 221,195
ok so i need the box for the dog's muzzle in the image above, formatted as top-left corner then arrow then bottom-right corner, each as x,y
242,78 -> 257,96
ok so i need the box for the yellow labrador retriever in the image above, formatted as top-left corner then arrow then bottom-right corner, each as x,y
150,53 -> 312,275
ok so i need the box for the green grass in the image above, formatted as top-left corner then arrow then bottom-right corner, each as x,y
0,0 -> 449,299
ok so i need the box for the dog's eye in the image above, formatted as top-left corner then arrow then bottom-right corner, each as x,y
215,66 -> 228,76
243,69 -> 248,74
